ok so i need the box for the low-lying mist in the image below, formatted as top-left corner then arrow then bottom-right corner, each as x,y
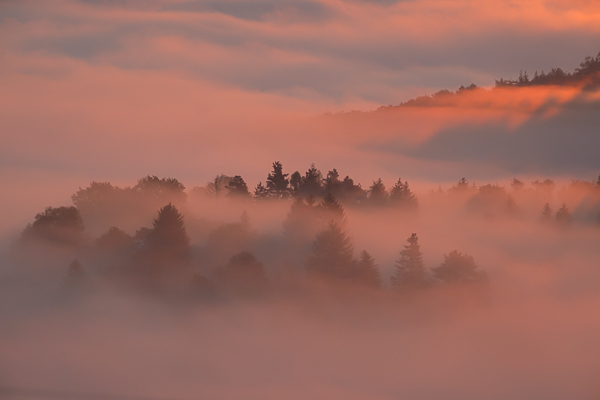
2,171 -> 600,400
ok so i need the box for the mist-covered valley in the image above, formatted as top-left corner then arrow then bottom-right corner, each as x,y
3,1 -> 600,397
2,166 -> 600,400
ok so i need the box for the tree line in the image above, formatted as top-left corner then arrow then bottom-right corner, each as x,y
14,163 -> 600,300
371,50 -> 600,111
495,51 -> 600,87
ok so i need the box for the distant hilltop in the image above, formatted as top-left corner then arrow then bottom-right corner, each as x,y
495,51 -> 600,88
363,51 -> 600,112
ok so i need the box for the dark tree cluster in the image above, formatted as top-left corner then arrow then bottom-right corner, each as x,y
71,176 -> 187,235
252,161 -> 418,212
495,52 -> 600,87
367,51 -> 600,113
391,233 -> 487,290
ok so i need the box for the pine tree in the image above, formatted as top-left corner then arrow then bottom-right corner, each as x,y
305,221 -> 354,279
354,250 -> 381,288
390,178 -> 418,211
148,203 -> 190,261
391,233 -> 427,290
324,169 -> 341,195
368,178 -> 388,206
298,163 -> 323,197
266,161 -> 290,199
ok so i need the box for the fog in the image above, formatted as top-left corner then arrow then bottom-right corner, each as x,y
2,1 -> 600,398
2,170 -> 600,400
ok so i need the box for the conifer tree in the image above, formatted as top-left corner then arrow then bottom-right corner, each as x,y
555,203 -> 571,225
305,221 -> 354,279
391,233 -> 427,290
266,161 -> 290,199
390,178 -> 418,211
148,203 -> 190,261
298,164 -> 323,197
368,178 -> 388,206
354,250 -> 381,288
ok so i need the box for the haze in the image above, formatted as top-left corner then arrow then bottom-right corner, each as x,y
1,1 -> 600,399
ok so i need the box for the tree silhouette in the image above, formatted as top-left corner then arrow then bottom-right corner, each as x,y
431,250 -> 485,283
511,178 -> 524,192
297,164 -> 323,197
324,169 -> 341,195
22,206 -> 85,246
290,171 -> 302,195
541,203 -> 553,223
305,221 -> 354,280
368,178 -> 388,206
135,176 -> 186,204
555,203 -> 571,226
339,175 -> 367,204
207,174 -> 231,197
226,175 -> 251,198
391,233 -> 428,290
266,161 -> 290,199
390,178 -> 418,211
253,182 -> 269,199
149,203 -> 189,252
354,250 -> 381,288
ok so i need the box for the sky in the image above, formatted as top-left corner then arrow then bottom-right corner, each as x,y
1,0 -> 600,229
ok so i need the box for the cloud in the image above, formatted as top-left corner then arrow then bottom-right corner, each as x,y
2,0 -> 600,104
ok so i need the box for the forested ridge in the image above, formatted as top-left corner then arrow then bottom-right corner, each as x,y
368,51 -> 600,111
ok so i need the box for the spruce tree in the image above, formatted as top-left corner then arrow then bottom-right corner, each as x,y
266,161 -> 290,199
391,233 -> 427,290
390,178 -> 418,211
355,250 -> 381,288
305,221 -> 354,279
298,164 -> 323,197
148,203 -> 190,262
368,178 -> 388,206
